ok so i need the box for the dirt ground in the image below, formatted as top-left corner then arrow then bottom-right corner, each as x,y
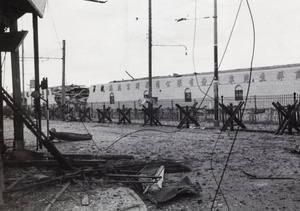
1,118 -> 300,211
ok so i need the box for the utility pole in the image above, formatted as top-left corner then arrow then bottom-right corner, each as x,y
22,42 -> 25,104
213,0 -> 219,126
0,52 -> 4,205
61,40 -> 66,119
0,52 -> 3,154
148,0 -> 153,126
148,0 -> 152,99
33,13 -> 42,149
11,21 -> 24,149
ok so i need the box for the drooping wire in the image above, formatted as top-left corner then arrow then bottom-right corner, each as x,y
210,0 -> 255,210
101,128 -> 182,151
209,0 -> 244,203
46,1 -> 62,50
192,0 -> 213,99
194,0 -> 244,109
241,0 -> 256,118
80,120 -> 183,152
194,0 -> 244,209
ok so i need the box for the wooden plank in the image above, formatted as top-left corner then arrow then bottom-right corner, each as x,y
43,182 -> 70,211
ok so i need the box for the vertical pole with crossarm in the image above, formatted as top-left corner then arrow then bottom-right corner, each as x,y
148,0 -> 153,126
213,0 -> 219,126
148,0 -> 152,99
33,13 -> 42,148
61,40 -> 66,120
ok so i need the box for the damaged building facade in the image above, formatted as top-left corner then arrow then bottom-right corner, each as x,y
88,63 -> 300,108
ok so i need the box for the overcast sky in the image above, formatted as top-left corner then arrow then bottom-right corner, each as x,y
2,0 -> 300,91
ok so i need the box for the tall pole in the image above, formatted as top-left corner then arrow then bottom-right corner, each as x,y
148,0 -> 153,126
213,0 -> 219,125
11,21 -> 24,149
33,13 -> 42,149
22,42 -> 25,104
0,52 -> 3,152
0,52 -> 4,205
148,0 -> 152,98
61,40 -> 66,117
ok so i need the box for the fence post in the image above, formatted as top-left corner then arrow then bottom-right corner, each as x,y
268,108 -> 273,122
254,95 -> 257,123
230,103 -> 234,131
221,96 -> 224,123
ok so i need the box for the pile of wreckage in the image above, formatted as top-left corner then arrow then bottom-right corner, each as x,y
1,125 -> 202,210
3,146 -> 202,210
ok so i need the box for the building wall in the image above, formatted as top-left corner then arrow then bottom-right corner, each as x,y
88,64 -> 300,104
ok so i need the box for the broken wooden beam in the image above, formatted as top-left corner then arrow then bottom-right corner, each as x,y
61,154 -> 134,160
43,182 -> 70,211
4,159 -> 107,168
113,160 -> 191,174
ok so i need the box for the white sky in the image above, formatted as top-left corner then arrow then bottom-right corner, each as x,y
1,0 -> 300,91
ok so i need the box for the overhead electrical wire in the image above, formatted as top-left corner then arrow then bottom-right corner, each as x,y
210,0 -> 256,210
192,0 -> 213,100
46,1 -> 62,50
194,0 -> 244,110
208,1 -> 244,209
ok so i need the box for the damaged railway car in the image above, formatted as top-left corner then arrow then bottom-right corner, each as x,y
24,84 -> 89,107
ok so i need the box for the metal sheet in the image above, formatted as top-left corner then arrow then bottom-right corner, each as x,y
26,0 -> 47,17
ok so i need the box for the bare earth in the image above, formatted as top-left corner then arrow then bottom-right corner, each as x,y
1,118 -> 300,211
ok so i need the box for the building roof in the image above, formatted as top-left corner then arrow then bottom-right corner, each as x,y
107,63 -> 300,84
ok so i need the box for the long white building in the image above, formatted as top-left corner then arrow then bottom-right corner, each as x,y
88,63 -> 300,107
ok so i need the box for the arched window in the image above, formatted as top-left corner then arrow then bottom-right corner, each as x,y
235,85 -> 243,101
101,85 -> 105,92
185,88 -> 192,102
144,90 -> 149,98
109,92 -> 115,104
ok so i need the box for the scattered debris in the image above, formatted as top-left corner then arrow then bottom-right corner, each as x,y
9,149 -> 44,161
43,182 -> 70,211
81,194 -> 90,206
152,176 -> 201,203
86,187 -> 147,211
140,166 -> 165,194
242,171 -> 294,180
61,153 -> 134,160
50,128 -> 92,141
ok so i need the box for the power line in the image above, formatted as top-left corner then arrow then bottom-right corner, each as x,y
210,0 -> 256,210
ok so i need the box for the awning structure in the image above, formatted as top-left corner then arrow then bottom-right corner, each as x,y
0,0 -> 47,29
0,31 -> 28,52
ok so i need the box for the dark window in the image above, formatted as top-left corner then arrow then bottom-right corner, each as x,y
101,85 -> 105,92
144,90 -> 149,98
110,93 -> 115,104
93,86 -> 96,92
185,88 -> 192,102
235,85 -> 243,101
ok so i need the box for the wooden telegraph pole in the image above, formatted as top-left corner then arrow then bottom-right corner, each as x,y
148,0 -> 152,99
0,52 -> 4,206
33,13 -> 42,148
11,21 -> 24,149
213,0 -> 219,126
61,40 -> 66,119
147,0 -> 154,126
